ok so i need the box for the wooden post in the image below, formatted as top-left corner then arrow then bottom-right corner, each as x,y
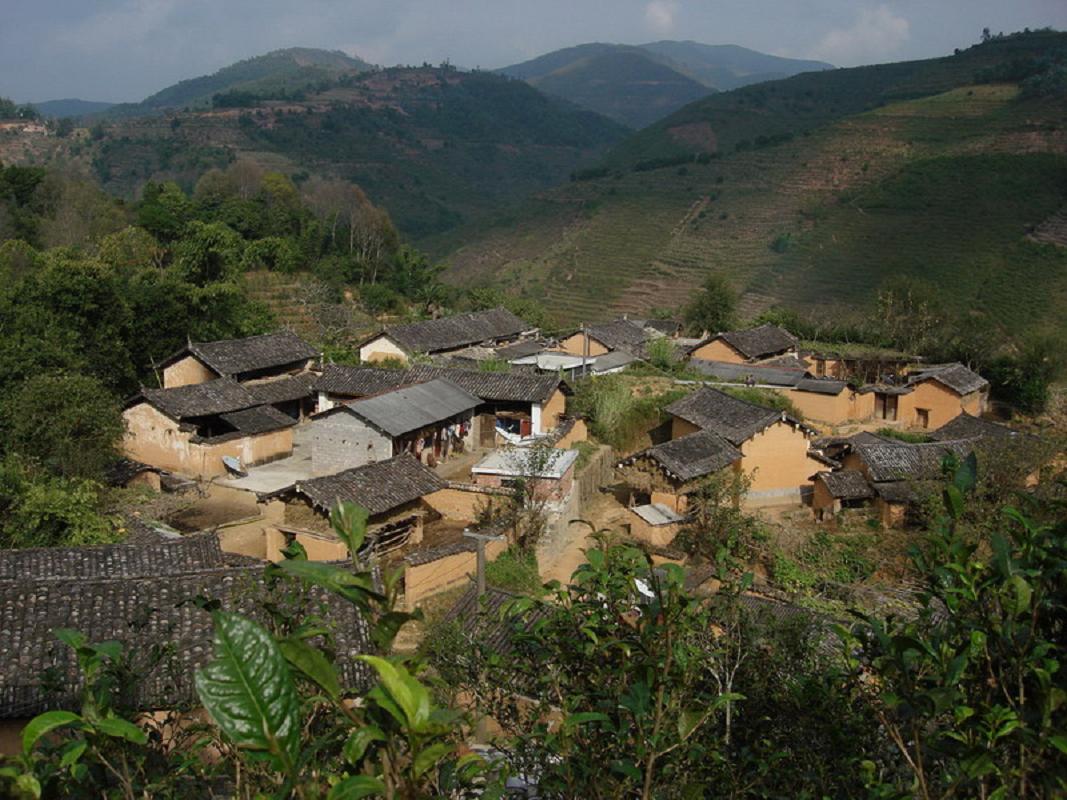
463,529 -> 506,597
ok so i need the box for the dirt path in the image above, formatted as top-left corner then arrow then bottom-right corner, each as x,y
538,492 -> 628,584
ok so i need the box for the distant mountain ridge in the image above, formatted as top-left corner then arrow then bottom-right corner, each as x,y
31,98 -> 115,118
107,47 -> 374,115
499,41 -> 833,128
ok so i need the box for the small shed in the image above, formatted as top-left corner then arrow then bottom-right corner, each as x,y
470,447 -> 580,503
811,469 -> 875,520
627,503 -> 687,548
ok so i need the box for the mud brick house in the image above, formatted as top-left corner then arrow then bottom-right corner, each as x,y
159,330 -> 319,387
617,430 -> 743,513
664,386 -> 823,506
357,307 -> 535,364
123,378 -> 295,478
687,324 -> 798,365
315,364 -> 570,440
554,318 -> 651,358
470,446 -> 580,503
810,469 -> 876,520
782,377 -> 875,425
841,439 -> 976,527
801,344 -> 913,383
276,453 -> 448,559
863,363 -> 989,430
0,533 -> 371,754
310,378 -> 479,471
687,359 -> 805,387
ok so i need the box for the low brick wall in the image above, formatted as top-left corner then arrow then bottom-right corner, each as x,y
403,538 -> 507,611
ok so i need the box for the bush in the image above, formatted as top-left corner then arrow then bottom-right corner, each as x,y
357,283 -> 404,314
484,548 -> 543,595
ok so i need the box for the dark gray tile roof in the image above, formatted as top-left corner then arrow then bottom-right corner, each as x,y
294,453 -> 445,516
815,469 -> 874,500
665,386 -> 783,446
138,377 -> 259,419
495,339 -> 547,360
246,373 -> 318,405
872,480 -> 935,504
344,378 -> 480,438
689,359 -> 804,387
379,308 -> 530,354
315,364 -> 412,397
795,377 -> 849,396
403,538 -> 477,566
638,319 -> 682,336
317,364 -> 567,405
0,563 -> 371,718
585,319 -> 650,351
930,413 -> 1020,442
219,405 -> 297,435
104,458 -> 157,487
179,331 -> 318,377
907,363 -> 988,396
0,532 -> 226,582
620,430 -> 742,482
715,324 -> 797,360
853,440 -> 976,483
443,585 -> 554,657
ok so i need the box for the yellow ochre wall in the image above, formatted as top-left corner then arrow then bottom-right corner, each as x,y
899,380 -> 971,430
359,335 -> 410,364
123,402 -> 293,479
739,421 -> 812,496
163,355 -> 218,388
404,538 -> 507,611
542,387 -> 568,430
554,418 -> 588,449
556,332 -> 609,357
670,416 -> 701,440
780,387 -> 875,425
689,338 -> 745,364
628,513 -> 681,548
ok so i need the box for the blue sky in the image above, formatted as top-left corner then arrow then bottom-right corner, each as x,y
3,0 -> 1065,102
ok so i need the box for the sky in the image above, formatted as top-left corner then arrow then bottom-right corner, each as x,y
3,0 -> 1065,103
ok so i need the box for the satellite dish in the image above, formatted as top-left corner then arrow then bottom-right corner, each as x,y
222,456 -> 247,477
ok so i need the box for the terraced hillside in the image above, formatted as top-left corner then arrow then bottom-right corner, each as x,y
439,34 -> 1067,338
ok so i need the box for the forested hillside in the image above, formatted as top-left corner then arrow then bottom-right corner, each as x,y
438,31 -> 1067,342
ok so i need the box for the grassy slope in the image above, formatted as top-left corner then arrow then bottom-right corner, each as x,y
438,35 -> 1067,338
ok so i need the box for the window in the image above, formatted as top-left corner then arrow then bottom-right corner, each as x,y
917,408 -> 930,429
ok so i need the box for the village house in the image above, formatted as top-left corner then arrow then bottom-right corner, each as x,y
123,378 -> 296,478
840,439 -> 976,527
0,532 -> 370,755
810,469 -> 876,521
309,378 -> 480,471
357,307 -> 535,364
664,386 -> 822,506
687,323 -> 798,365
779,377 -> 875,425
470,446 -> 581,504
553,318 -> 651,358
315,364 -> 571,440
800,343 -> 913,383
863,362 -> 988,430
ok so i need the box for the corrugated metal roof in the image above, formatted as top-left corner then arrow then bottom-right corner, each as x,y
346,378 -> 480,437
630,503 -> 686,526
688,359 -> 804,387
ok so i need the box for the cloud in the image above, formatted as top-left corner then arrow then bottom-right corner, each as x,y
644,1 -> 678,36
810,5 -> 910,65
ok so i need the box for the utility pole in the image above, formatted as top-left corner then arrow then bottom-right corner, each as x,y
581,322 -> 589,379
463,528 -> 506,596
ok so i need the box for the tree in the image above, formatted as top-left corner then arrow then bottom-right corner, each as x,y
684,274 -> 738,336
874,275 -> 945,354
3,374 -> 124,480
172,221 -> 244,285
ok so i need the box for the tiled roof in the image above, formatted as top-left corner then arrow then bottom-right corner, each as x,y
0,563 -> 371,719
104,458 -> 157,487
344,378 -> 480,438
620,430 -> 741,482
590,349 -> 641,373
377,308 -> 530,354
715,324 -> 797,360
218,405 -> 296,435
175,331 -> 318,377
584,319 -> 650,352
294,453 -> 445,516
795,377 -> 849,395
907,363 -> 988,396
665,386 -> 783,446
815,469 -> 874,500
688,359 -> 804,387
443,585 -> 554,656
317,364 -> 567,405
403,538 -> 478,566
0,532 -> 226,582
137,378 -> 258,419
930,413 -> 1020,442
853,440 -> 976,482
494,339 -> 546,360
246,373 -> 318,405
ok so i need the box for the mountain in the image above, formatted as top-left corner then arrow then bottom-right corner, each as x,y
438,31 -> 1067,340
109,47 -> 374,115
32,99 -> 115,118
639,41 -> 833,90
499,41 -> 832,128
84,65 -> 628,239
501,46 -> 711,129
